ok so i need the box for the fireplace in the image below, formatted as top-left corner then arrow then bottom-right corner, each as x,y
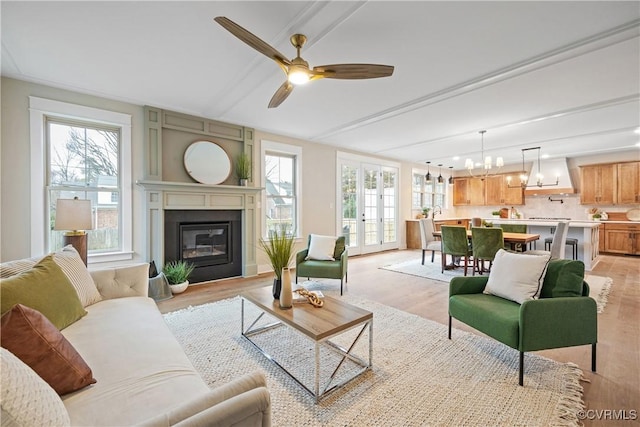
164,210 -> 242,283
180,222 -> 231,266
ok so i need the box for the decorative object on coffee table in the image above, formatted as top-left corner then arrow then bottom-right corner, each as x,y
258,224 -> 295,299
294,288 -> 324,307
279,267 -> 293,309
163,260 -> 195,294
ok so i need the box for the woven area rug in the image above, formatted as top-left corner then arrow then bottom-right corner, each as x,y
380,255 -> 613,312
164,294 -> 584,426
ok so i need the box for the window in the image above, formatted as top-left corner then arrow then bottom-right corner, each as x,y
47,119 -> 120,254
412,170 -> 447,212
261,141 -> 301,237
30,97 -> 132,263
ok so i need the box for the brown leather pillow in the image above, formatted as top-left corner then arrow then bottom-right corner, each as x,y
0,304 -> 96,395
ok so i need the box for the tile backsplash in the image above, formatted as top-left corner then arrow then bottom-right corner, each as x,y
452,193 -> 632,220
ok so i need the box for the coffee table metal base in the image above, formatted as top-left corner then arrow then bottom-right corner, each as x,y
241,298 -> 372,403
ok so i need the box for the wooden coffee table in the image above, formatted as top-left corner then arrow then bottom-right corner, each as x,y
240,286 -> 373,402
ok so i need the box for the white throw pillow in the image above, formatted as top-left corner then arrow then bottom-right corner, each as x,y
53,245 -> 103,307
0,348 -> 71,427
306,234 -> 337,261
484,249 -> 551,304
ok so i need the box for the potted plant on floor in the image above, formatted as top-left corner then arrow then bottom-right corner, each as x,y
258,224 -> 295,299
163,260 -> 195,294
235,151 -> 251,186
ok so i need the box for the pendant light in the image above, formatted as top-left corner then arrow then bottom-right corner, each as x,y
437,164 -> 444,183
425,161 -> 432,182
507,147 -> 559,189
448,166 -> 454,184
464,130 -> 503,178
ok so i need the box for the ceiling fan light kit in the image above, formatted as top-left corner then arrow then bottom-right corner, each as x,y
215,16 -> 394,108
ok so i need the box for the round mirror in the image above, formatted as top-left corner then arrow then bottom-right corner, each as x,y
183,141 -> 231,185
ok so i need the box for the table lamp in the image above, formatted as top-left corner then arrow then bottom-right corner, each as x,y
54,197 -> 93,265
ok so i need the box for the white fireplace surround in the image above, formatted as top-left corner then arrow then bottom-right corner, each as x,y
136,180 -> 262,278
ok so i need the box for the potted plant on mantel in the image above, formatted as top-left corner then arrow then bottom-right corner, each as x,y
235,151 -> 251,186
258,224 -> 295,299
163,260 -> 195,294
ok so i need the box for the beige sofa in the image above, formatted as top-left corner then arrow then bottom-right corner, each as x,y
1,255 -> 271,427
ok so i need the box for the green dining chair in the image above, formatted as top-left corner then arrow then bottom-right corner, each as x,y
440,226 -> 473,276
499,224 -> 527,251
471,227 -> 504,275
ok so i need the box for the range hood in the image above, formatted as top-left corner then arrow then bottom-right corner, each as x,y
524,158 -> 575,195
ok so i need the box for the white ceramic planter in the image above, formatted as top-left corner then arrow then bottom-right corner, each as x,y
169,280 -> 189,294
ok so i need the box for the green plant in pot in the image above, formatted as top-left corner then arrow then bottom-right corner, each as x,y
235,151 -> 251,186
258,224 -> 295,299
163,260 -> 195,294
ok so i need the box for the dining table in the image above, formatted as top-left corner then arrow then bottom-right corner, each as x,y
432,230 -> 540,246
432,229 -> 541,271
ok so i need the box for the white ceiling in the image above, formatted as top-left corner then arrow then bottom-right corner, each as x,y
2,1 -> 639,170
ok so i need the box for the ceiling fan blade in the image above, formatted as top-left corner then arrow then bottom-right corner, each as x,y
214,17 -> 290,67
313,64 -> 394,79
268,81 -> 294,108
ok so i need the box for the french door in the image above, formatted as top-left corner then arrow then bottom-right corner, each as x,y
338,158 -> 398,255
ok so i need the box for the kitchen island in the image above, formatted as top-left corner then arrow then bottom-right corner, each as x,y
487,219 -> 601,271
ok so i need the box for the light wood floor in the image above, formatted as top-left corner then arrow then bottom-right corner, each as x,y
158,251 -> 640,426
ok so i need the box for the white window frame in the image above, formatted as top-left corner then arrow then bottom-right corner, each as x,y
29,96 -> 133,263
412,167 -> 448,213
260,140 -> 302,239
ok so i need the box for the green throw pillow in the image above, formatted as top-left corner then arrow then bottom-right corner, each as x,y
540,259 -> 585,298
0,255 -> 86,330
333,237 -> 346,260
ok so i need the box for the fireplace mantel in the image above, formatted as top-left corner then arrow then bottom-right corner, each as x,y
136,180 -> 263,194
137,180 -> 263,278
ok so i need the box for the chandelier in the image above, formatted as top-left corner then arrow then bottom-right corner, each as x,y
507,147 -> 559,189
464,130 -> 503,178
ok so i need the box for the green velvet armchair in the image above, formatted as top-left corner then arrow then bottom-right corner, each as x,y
448,259 -> 597,386
295,235 -> 348,295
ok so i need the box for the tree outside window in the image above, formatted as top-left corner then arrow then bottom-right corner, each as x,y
48,120 -> 121,253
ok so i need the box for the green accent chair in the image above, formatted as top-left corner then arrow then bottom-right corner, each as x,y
448,259 -> 597,386
471,227 -> 504,275
440,226 -> 473,275
295,235 -> 348,295
499,224 -> 527,251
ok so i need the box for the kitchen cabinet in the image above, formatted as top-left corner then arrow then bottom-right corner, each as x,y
603,223 -> 640,255
434,218 -> 470,231
617,162 -> 640,204
580,164 -> 616,205
598,224 -> 605,253
453,177 -> 485,206
484,174 -> 524,206
406,220 -> 421,249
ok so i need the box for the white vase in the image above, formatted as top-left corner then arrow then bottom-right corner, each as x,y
170,280 -> 189,294
279,268 -> 292,309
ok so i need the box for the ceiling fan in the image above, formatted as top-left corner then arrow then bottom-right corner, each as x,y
214,16 -> 395,108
